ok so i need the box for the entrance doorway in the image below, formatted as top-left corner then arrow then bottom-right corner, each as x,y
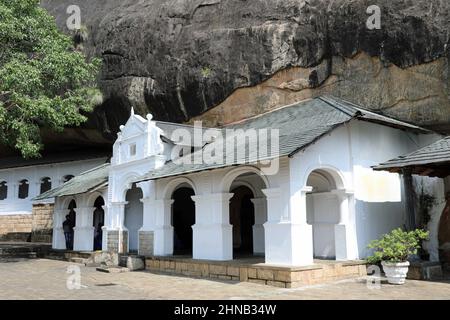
172,187 -> 195,255
93,196 -> 105,251
125,184 -> 143,253
230,186 -> 255,257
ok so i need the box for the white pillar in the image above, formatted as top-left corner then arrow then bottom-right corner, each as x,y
140,197 -> 156,231
263,187 -> 314,266
52,208 -> 67,249
73,206 -> 95,251
101,205 -> 108,252
251,197 -> 267,255
191,193 -> 233,261
107,201 -> 128,253
139,197 -> 157,255
153,199 -> 174,256
332,189 -> 359,260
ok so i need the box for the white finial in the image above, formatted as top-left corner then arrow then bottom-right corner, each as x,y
131,107 -> 135,116
146,114 -> 153,121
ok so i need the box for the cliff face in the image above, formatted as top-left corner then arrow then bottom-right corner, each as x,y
40,0 -> 449,145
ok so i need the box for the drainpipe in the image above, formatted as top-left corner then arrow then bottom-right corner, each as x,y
402,168 -> 416,231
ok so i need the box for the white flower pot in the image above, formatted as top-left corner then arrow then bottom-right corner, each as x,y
381,261 -> 410,285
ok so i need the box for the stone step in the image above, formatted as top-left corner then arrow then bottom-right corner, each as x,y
0,244 -> 50,258
69,257 -> 88,264
96,266 -> 130,273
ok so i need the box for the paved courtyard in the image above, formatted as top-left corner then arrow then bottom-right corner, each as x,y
0,258 -> 449,300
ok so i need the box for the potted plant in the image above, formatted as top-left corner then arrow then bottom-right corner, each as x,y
366,228 -> 429,285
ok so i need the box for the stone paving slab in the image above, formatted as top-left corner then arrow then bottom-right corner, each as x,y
0,258 -> 450,300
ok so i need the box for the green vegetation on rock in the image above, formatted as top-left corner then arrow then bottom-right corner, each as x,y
0,0 -> 101,158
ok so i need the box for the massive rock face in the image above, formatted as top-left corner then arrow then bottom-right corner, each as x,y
40,0 -> 449,145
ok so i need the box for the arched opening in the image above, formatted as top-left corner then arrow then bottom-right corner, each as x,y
0,181 -> 7,200
65,200 -> 76,250
171,186 -> 195,256
230,186 -> 255,256
306,169 -> 340,259
125,184 -> 143,253
40,177 -> 52,194
64,175 -> 74,183
227,171 -> 267,259
93,196 -> 105,251
18,179 -> 29,199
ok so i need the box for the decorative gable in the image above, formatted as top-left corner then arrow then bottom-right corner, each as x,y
111,108 -> 165,166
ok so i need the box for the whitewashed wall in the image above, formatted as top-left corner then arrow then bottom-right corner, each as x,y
291,120 -> 439,259
0,158 -> 107,216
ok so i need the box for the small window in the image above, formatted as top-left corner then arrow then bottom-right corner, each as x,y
0,181 -> 7,200
129,143 -> 136,157
64,175 -> 74,183
18,179 -> 29,199
40,177 -> 52,194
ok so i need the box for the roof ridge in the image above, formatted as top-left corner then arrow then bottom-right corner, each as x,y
155,120 -> 220,130
318,96 -> 359,117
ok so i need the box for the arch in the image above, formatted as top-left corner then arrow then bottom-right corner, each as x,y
302,165 -> 346,190
0,181 -> 7,200
93,196 -> 105,251
124,184 -> 143,252
86,191 -> 106,208
18,179 -> 29,199
225,167 -> 268,258
162,177 -> 197,200
60,196 -> 77,211
118,172 -> 142,202
66,199 -> 77,250
230,180 -> 257,197
230,185 -> 255,256
220,166 -> 270,194
171,186 -> 196,255
305,167 -> 344,260
39,177 -> 52,194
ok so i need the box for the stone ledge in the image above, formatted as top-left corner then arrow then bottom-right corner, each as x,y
145,256 -> 368,288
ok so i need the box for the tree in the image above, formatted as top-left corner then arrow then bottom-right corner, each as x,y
0,0 -> 101,158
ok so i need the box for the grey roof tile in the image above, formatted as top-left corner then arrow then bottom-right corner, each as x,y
374,136 -> 450,170
32,163 -> 110,201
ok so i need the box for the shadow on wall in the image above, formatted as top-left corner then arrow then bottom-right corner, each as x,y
355,200 -> 405,258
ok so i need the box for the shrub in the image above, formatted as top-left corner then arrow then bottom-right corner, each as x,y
366,228 -> 429,264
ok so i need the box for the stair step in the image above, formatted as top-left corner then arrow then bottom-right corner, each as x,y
96,266 -> 129,273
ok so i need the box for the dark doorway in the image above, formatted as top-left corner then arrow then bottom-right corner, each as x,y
67,200 -> 76,250
68,199 -> 76,227
125,185 -> 143,253
93,197 -> 105,251
172,187 -> 195,255
230,186 -> 255,256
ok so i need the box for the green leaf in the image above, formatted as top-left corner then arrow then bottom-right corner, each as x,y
0,0 -> 101,158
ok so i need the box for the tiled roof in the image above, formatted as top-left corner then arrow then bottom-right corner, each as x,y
32,163 -> 110,201
136,96 -> 428,182
34,96 -> 430,199
373,136 -> 450,172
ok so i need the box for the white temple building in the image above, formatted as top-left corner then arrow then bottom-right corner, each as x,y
36,96 -> 440,267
